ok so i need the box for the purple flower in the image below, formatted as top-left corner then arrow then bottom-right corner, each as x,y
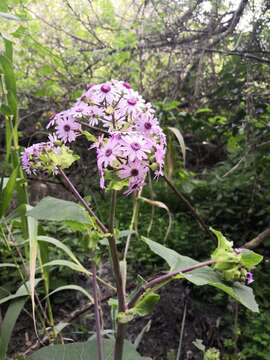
136,114 -> 158,135
21,142 -> 55,175
42,79 -> 167,195
97,136 -> 121,168
154,143 -> 166,175
121,133 -> 152,161
85,82 -> 117,105
246,272 -> 254,285
55,116 -> 81,143
119,159 -> 147,180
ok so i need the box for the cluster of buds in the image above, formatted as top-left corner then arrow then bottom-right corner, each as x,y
22,80 -> 166,195
211,229 -> 262,284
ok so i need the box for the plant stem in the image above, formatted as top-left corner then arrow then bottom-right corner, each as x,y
163,174 -> 216,242
58,171 -> 126,360
128,259 -> 215,309
58,168 -> 108,233
108,190 -> 126,360
92,262 -> 104,360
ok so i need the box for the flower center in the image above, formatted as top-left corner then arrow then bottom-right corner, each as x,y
123,82 -> 131,89
101,84 -> 111,93
105,149 -> 112,157
64,124 -> 71,132
127,98 -> 137,106
131,142 -> 141,151
144,122 -> 152,130
131,168 -> 139,177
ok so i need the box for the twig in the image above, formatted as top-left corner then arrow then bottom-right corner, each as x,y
128,259 -> 215,309
163,175 -> 215,242
58,168 -> 108,233
243,227 -> 270,249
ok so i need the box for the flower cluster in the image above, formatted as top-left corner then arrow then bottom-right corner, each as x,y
22,80 -> 166,194
21,140 -> 79,176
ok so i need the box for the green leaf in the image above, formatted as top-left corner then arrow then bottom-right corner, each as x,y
0,263 -> 18,268
44,285 -> 93,303
37,236 -> 87,270
133,292 -> 160,316
42,259 -> 90,275
167,127 -> 186,166
0,279 -> 41,306
81,130 -> 97,143
28,338 -> 151,360
27,208 -> 39,333
0,166 -> 18,217
143,237 -> 259,312
0,297 -> 26,360
240,249 -> 263,269
27,197 -> 91,224
210,228 -> 233,251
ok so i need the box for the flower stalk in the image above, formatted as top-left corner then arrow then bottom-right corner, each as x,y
128,259 -> 215,309
92,262 -> 105,360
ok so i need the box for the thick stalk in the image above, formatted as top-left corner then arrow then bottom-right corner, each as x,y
128,259 -> 215,309
163,174 -> 215,242
108,191 -> 126,360
92,262 -> 104,360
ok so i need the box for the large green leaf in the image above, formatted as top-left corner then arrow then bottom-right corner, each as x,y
27,197 -> 91,224
0,279 -> 41,360
143,237 -> 259,312
0,297 -> 26,360
28,338 -> 151,360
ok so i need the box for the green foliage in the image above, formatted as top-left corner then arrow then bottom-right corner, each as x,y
27,197 -> 91,224
143,237 -> 259,312
28,338 -> 151,360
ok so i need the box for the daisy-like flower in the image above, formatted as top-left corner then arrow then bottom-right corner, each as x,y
21,143 -> 45,175
136,113 -> 159,135
121,133 -> 152,161
87,82 -> 117,105
117,96 -> 141,118
154,143 -> 166,174
55,116 -> 81,143
97,135 -> 121,168
119,159 -> 147,180
37,79 -> 167,195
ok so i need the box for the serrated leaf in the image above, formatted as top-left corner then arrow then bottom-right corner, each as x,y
27,197 -> 91,224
